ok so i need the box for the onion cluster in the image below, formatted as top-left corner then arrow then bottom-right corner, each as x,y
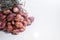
0,4 -> 34,35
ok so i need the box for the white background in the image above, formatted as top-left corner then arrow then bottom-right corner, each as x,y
0,0 -> 60,40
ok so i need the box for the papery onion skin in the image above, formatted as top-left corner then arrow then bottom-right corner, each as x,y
0,4 -> 34,35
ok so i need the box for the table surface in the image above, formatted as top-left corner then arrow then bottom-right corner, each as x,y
0,0 -> 60,40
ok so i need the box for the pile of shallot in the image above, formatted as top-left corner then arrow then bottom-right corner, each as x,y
0,4 -> 34,35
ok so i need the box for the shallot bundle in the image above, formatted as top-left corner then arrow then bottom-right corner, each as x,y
0,0 -> 34,35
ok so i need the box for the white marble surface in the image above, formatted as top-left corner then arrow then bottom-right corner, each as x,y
0,0 -> 60,40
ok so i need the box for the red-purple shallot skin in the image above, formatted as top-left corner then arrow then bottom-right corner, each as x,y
15,22 -> 23,28
15,14 -> 24,21
20,12 -> 28,19
22,21 -> 28,26
0,21 -> 6,29
11,21 -> 15,25
7,22 -> 13,32
0,4 -> 34,35
19,26 -> 25,32
25,17 -> 33,26
3,9 -> 11,15
28,17 -> 34,23
12,29 -> 20,35
13,6 -> 19,13
7,13 -> 16,21
0,13 -> 6,20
